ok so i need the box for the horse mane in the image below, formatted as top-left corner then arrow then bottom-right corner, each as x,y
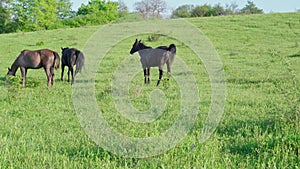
10,50 -> 26,71
157,46 -> 168,50
138,42 -> 152,50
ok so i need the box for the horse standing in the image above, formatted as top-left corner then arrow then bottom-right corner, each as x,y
130,39 -> 176,86
7,49 -> 60,88
61,47 -> 85,84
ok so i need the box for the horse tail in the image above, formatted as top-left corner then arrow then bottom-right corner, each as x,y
168,44 -> 176,54
168,44 -> 176,64
75,50 -> 84,74
53,52 -> 60,69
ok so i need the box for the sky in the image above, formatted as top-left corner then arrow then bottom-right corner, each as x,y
72,0 -> 300,13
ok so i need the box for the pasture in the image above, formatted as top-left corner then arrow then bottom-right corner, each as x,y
0,13 -> 299,168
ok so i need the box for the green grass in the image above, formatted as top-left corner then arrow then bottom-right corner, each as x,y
0,13 -> 300,168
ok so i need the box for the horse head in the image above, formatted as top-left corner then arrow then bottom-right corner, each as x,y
61,47 -> 69,55
130,39 -> 142,55
7,67 -> 15,76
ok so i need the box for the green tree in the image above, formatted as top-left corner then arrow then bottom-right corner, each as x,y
77,0 -> 120,24
241,1 -> 263,14
191,4 -> 213,17
56,0 -> 74,19
0,0 -> 14,33
35,0 -> 58,30
213,3 -> 225,16
171,4 -> 194,18
11,0 -> 58,31
11,0 -> 34,31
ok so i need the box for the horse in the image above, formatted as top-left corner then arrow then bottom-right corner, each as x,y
61,47 -> 85,84
130,39 -> 176,86
7,49 -> 60,88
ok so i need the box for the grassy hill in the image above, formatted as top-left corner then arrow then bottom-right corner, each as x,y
0,13 -> 299,168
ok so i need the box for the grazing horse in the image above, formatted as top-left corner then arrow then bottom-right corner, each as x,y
7,49 -> 60,88
61,47 -> 85,84
130,39 -> 176,86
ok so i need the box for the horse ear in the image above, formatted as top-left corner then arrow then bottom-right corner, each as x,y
139,40 -> 142,43
7,67 -> 11,71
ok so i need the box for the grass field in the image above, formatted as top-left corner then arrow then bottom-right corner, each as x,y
0,13 -> 299,168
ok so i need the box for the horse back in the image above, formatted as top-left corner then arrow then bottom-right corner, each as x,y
62,48 -> 79,66
157,46 -> 168,50
18,50 -> 42,68
140,48 -> 167,68
19,49 -> 56,69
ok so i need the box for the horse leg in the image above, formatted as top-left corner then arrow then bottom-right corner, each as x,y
157,69 -> 163,86
44,67 -> 51,87
70,67 -> 74,84
67,67 -> 71,82
147,67 -> 150,84
166,62 -> 171,81
20,67 -> 26,88
61,65 -> 65,81
143,69 -> 147,84
50,67 -> 55,86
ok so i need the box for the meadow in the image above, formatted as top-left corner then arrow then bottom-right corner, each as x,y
0,13 -> 299,168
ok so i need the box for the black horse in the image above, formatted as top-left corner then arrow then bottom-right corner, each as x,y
61,47 -> 85,84
7,49 -> 60,87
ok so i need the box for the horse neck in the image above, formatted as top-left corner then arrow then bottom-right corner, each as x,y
10,59 -> 20,73
139,43 -> 151,50
138,43 -> 152,56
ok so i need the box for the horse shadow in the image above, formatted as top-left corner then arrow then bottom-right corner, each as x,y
0,76 -> 6,83
0,76 -> 11,87
287,53 -> 300,58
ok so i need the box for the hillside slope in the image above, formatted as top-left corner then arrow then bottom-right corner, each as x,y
0,13 -> 299,168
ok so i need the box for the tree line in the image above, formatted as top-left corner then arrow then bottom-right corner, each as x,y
0,0 -> 128,34
0,0 -> 264,34
132,0 -> 263,19
171,1 -> 264,18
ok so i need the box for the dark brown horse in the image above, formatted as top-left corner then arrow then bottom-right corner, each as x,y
61,47 -> 85,84
7,49 -> 60,87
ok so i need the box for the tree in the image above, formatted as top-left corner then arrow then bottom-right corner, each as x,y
134,0 -> 151,18
150,0 -> 167,17
10,0 -> 58,31
56,0 -> 74,19
191,4 -> 213,17
241,1 -> 263,14
117,0 -> 128,16
225,2 -> 239,15
35,0 -> 58,30
134,0 -> 167,18
171,4 -> 194,18
0,0 -> 14,33
212,3 -> 225,16
77,0 -> 119,24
